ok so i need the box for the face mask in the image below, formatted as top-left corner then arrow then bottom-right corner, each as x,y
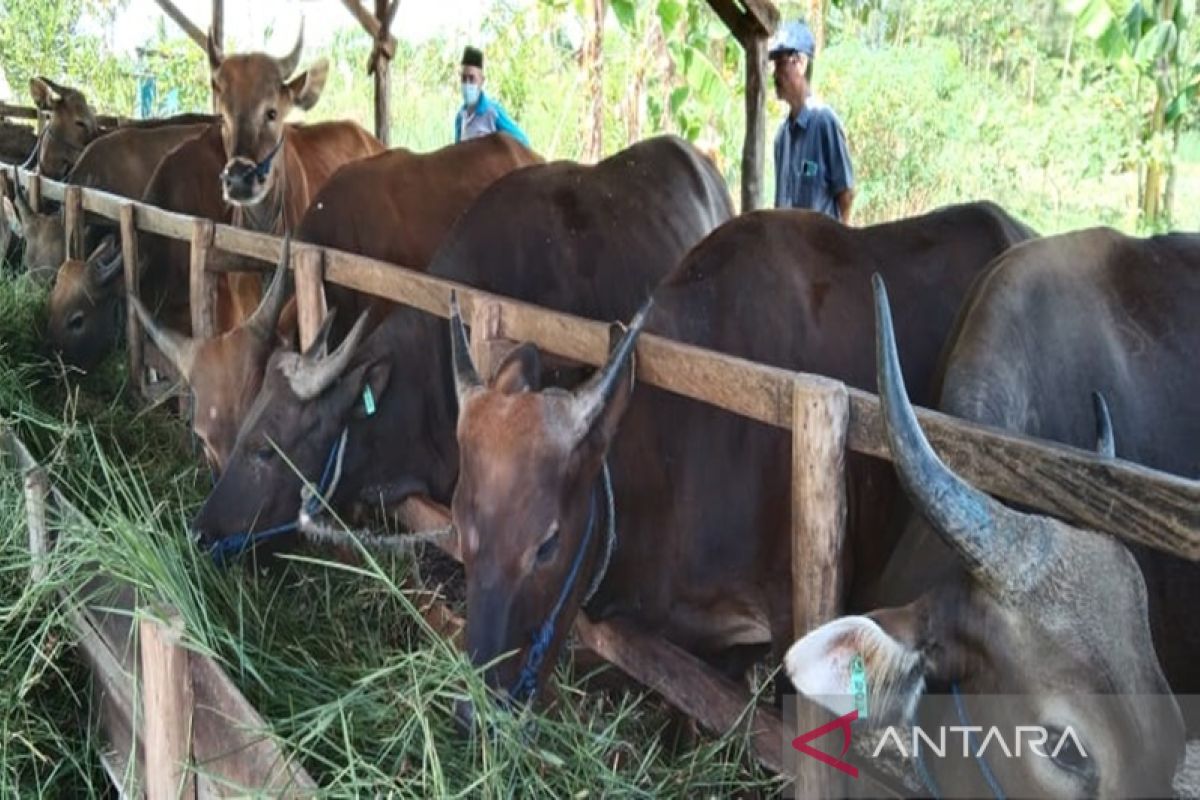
462,83 -> 481,107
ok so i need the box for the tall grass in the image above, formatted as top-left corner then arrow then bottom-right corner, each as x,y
0,269 -> 782,797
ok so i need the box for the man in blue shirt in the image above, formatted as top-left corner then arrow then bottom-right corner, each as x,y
769,21 -> 855,223
454,46 -> 530,147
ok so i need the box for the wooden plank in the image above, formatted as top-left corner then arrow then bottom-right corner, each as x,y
27,172 -> 41,212
190,655 -> 319,796
211,224 -> 280,267
293,247 -> 327,351
120,204 -> 145,396
153,0 -> 207,50
141,610 -> 196,800
372,0 -> 392,144
790,378 -> 849,799
339,0 -> 397,59
63,185 -> 83,260
211,0 -> 224,57
739,33 -> 767,212
0,103 -> 129,128
707,0 -> 752,39
736,0 -> 780,35
190,218 -> 216,340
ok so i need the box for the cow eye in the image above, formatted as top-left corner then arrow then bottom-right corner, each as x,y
67,312 -> 85,332
255,443 -> 276,462
74,120 -> 88,130
535,523 -> 560,564
266,108 -> 278,122
1046,726 -> 1090,776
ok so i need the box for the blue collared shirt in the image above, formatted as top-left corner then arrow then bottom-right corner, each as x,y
774,98 -> 854,219
454,91 -> 530,147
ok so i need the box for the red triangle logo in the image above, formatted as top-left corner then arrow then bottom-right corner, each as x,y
791,709 -> 859,778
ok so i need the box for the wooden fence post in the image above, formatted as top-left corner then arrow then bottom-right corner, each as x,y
791,376 -> 849,799
468,298 -> 508,381
24,467 -> 50,585
294,247 -> 327,352
140,609 -> 196,799
63,185 -> 83,260
27,172 -> 41,213
119,204 -> 143,395
188,219 -> 216,341
739,33 -> 767,212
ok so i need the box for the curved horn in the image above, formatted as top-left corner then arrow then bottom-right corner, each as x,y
573,297 -> 654,433
276,21 -> 305,78
91,243 -> 124,286
449,290 -> 481,403
244,236 -> 292,341
206,27 -> 224,71
872,273 -> 1048,595
287,309 -> 368,400
1092,391 -> 1115,459
131,296 -> 200,380
13,184 -> 33,221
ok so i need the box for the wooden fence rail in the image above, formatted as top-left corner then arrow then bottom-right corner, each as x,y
6,162 -> 1199,796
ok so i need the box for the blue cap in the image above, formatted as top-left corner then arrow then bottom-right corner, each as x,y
768,20 -> 816,59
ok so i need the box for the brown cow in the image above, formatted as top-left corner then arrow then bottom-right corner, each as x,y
136,133 -> 542,473
445,203 -> 1035,718
0,119 -> 37,166
28,76 -> 213,178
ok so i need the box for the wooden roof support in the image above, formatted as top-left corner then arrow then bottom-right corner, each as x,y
152,0 -> 206,51
340,0 -> 397,61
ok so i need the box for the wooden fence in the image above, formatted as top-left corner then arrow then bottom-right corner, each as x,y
6,161 -> 1200,797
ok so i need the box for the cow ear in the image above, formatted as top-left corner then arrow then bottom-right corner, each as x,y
2,197 -> 22,237
30,77 -> 60,110
286,59 -> 329,111
785,610 -> 927,729
490,342 -> 541,395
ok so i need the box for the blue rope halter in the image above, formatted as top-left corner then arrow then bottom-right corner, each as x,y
912,683 -> 1006,800
253,137 -> 284,181
508,462 -> 614,706
208,428 -> 348,566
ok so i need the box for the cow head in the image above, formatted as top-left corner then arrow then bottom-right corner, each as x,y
189,308 -> 382,548
784,275 -> 1183,798
449,293 -> 652,714
30,77 -> 98,179
206,24 -> 328,206
131,240 -> 294,473
3,190 -> 63,285
47,236 -> 124,369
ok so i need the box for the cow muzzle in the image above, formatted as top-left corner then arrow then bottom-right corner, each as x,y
220,158 -> 268,204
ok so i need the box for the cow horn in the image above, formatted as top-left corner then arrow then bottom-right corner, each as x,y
91,241 -> 123,286
13,184 -> 33,221
1092,391 -> 1115,458
130,296 -> 200,380
245,236 -> 292,341
206,28 -> 224,71
872,274 -> 1048,595
448,290 -> 481,404
277,21 -> 305,79
287,309 -> 368,401
573,297 -> 654,434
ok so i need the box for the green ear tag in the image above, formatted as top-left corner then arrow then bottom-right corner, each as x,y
849,654 -> 869,719
362,385 -> 377,417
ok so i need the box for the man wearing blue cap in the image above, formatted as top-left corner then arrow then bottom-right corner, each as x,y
769,20 -> 855,223
454,46 -> 530,147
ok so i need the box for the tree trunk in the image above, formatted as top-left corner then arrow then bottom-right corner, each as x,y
1165,118 -> 1182,223
582,0 -> 606,163
1139,0 -> 1175,226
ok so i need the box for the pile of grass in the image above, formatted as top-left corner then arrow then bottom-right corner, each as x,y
0,269 -> 783,797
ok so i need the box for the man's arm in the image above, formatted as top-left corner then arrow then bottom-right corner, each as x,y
836,188 -> 855,224
493,103 -> 530,147
821,111 -> 855,224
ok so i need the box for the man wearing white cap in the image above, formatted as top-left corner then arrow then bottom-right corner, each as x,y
769,20 -> 855,223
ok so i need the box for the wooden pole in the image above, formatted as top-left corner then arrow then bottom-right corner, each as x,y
27,172 -> 41,213
790,376 -> 849,799
373,0 -> 392,145
294,247 -> 327,352
140,609 -> 196,800
152,0 -> 207,50
211,0 -> 223,55
189,219 -> 216,341
120,204 -> 144,396
24,467 -> 50,585
63,185 -> 83,260
339,0 -> 397,58
740,33 -> 767,212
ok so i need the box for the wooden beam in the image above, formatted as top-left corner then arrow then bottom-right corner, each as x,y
294,246 -> 327,351
140,610 -> 196,800
120,204 -> 144,397
372,0 -> 393,144
707,0 -> 752,40
189,218 -> 216,340
63,185 -> 83,260
739,33 -> 767,211
211,0 -> 224,56
153,0 -> 207,51
340,0 -> 397,60
735,0 -> 780,36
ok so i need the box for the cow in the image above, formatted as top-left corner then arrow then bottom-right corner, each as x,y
133,133 -> 544,471
45,123 -> 231,370
184,135 -> 732,562
440,203 -> 1035,721
8,121 -> 210,282
2,186 -> 60,285
27,76 -> 213,178
204,26 -> 383,234
784,269 -> 1189,798
0,119 -> 37,166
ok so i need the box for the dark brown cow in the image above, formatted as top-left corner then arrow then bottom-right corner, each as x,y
786,266 -> 1189,797
0,119 -> 37,166
445,203 -> 1035,715
28,76 -> 213,178
185,136 -> 732,567
135,132 -> 542,472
